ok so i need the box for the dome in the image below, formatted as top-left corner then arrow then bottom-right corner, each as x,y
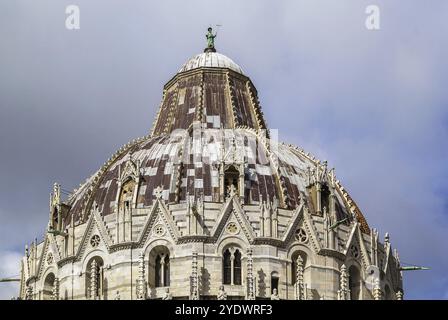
65,129 -> 369,234
64,46 -> 369,232
20,33 -> 404,302
178,51 -> 244,74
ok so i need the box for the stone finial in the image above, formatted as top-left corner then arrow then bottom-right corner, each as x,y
26,286 -> 33,300
337,264 -> 350,300
190,251 -> 199,300
52,277 -> 60,300
295,255 -> 305,300
136,252 -> 146,300
246,248 -> 255,300
373,279 -> 383,300
384,232 -> 390,245
52,182 -> 61,206
154,186 -> 163,200
393,248 -> 401,266
329,168 -> 337,188
90,259 -> 98,300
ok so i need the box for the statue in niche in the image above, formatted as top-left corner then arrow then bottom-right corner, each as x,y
217,285 -> 227,300
162,287 -> 173,300
271,288 -> 280,300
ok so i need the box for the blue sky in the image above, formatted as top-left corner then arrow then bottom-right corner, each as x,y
0,0 -> 447,299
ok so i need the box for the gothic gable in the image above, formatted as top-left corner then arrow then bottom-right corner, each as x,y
36,233 -> 61,280
210,196 -> 256,243
344,223 -> 371,269
74,208 -> 113,261
137,199 -> 180,247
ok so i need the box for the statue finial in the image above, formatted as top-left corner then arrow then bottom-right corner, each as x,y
205,27 -> 217,52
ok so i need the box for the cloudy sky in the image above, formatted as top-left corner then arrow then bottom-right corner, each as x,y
0,0 -> 447,299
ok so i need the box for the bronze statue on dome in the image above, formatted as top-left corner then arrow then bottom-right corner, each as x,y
205,27 -> 217,52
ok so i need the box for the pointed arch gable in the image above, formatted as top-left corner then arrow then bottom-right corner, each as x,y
36,234 -> 61,280
383,246 -> 401,290
210,196 -> 256,243
282,205 -> 321,253
75,210 -> 112,261
137,199 -> 180,247
282,204 -> 304,243
344,223 -> 371,270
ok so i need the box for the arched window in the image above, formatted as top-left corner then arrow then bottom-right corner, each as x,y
234,250 -> 242,285
222,247 -> 242,285
223,250 -> 232,285
149,246 -> 170,288
348,265 -> 361,300
85,257 -> 104,300
42,273 -> 55,300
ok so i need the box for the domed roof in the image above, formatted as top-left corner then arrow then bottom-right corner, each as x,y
64,129 -> 369,234
178,51 -> 244,74
60,42 -> 370,235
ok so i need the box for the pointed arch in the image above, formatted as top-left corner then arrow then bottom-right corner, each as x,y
42,272 -> 56,300
148,245 -> 171,288
348,265 -> 361,300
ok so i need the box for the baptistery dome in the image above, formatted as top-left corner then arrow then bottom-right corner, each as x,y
19,31 -> 403,301
179,51 -> 244,74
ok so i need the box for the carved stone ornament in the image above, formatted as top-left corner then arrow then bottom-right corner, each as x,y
90,235 -> 101,247
226,222 -> 239,235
